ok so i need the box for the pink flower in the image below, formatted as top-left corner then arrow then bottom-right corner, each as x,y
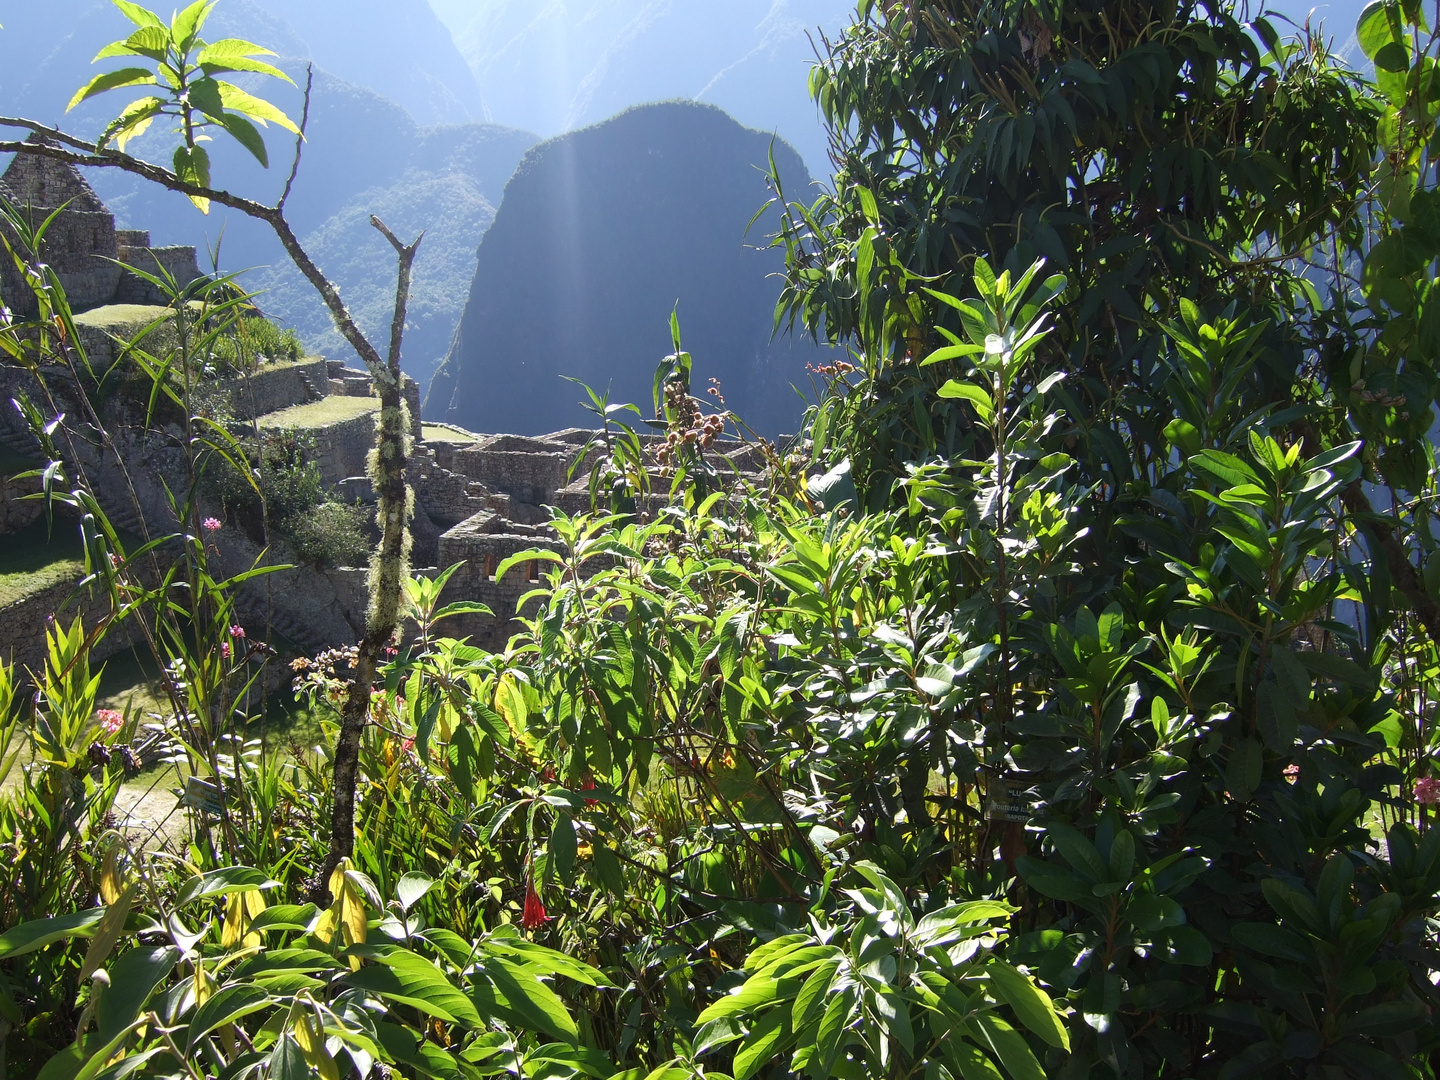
202,517 -> 222,532
96,709 -> 124,735
1283,763 -> 1300,783
1415,777 -> 1440,805
221,642 -> 232,660
401,737 -> 416,757
229,625 -> 246,639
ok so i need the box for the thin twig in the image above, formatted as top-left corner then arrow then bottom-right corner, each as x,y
278,65 -> 313,212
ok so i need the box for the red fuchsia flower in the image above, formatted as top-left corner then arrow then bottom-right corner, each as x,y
229,625 -> 246,639
1415,777 -> 1440,805
580,776 -> 599,806
202,517 -> 222,532
96,709 -> 124,735
522,882 -> 551,929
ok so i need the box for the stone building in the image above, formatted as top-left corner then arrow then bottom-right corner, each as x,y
0,142 -> 202,317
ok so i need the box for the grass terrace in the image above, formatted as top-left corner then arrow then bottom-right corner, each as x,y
255,394 -> 379,429
0,519 -> 85,608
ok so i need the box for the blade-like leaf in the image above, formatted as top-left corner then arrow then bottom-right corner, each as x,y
216,81 -> 300,132
986,963 -> 1068,1050
0,909 -> 106,960
68,68 -> 157,111
112,0 -> 164,28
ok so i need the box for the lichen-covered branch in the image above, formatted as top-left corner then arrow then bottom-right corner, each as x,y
323,219 -> 422,882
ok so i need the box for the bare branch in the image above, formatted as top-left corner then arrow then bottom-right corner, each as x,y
278,64 -> 314,212
369,215 -> 423,373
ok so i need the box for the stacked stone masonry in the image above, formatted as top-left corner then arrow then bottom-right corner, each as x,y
0,144 -> 202,318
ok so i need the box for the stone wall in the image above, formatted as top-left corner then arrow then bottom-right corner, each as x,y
223,359 -> 327,420
0,578 -> 135,674
0,471 -> 42,534
113,246 -> 203,306
72,306 -> 179,369
450,436 -> 576,506
312,412 -> 377,484
409,448 -> 510,527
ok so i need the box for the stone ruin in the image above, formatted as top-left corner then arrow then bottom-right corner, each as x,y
0,143 -> 204,317
0,153 -> 769,670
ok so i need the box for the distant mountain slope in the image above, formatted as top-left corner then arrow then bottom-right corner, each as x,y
427,101 -> 827,437
1,2 -> 534,388
428,0 -> 855,178
1,0 -> 480,126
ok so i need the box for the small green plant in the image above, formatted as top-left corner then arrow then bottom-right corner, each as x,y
206,315 -> 304,376
71,0 -> 299,211
283,500 -> 371,569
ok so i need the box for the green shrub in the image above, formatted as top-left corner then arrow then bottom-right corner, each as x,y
209,432 -> 325,538
206,314 -> 304,376
282,500 -> 371,568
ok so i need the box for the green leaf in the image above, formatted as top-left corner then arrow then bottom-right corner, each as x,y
937,381 -> 995,421
170,0 -> 216,49
97,947 -> 182,1044
987,963 -> 1068,1050
215,81 -> 300,133
111,0 -> 164,28
971,1015 -> 1045,1080
268,1034 -> 309,1080
246,904 -> 319,934
67,68 -> 157,111
177,866 -> 278,906
1231,923 -> 1311,964
0,909 -> 105,960
949,1043 -> 1005,1080
474,957 -> 579,1043
78,886 -> 136,982
593,843 -> 626,896
395,873 -> 434,914
1225,738 -> 1264,803
343,948 -> 482,1027
1191,450 -> 1262,489
172,144 -> 212,211
210,109 -> 270,168
1357,0 -> 1403,60
733,1008 -> 789,1080
495,549 -> 563,584
186,985 -> 273,1047
482,938 -> 614,988
550,814 -> 578,885
99,96 -> 165,153
696,976 -> 790,1025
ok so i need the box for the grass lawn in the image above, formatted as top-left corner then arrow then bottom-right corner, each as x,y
0,520 -> 85,608
73,304 -> 174,329
422,423 -> 480,444
257,395 -> 378,430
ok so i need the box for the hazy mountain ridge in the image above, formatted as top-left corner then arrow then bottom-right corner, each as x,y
427,0 -> 855,178
428,100 -> 831,437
